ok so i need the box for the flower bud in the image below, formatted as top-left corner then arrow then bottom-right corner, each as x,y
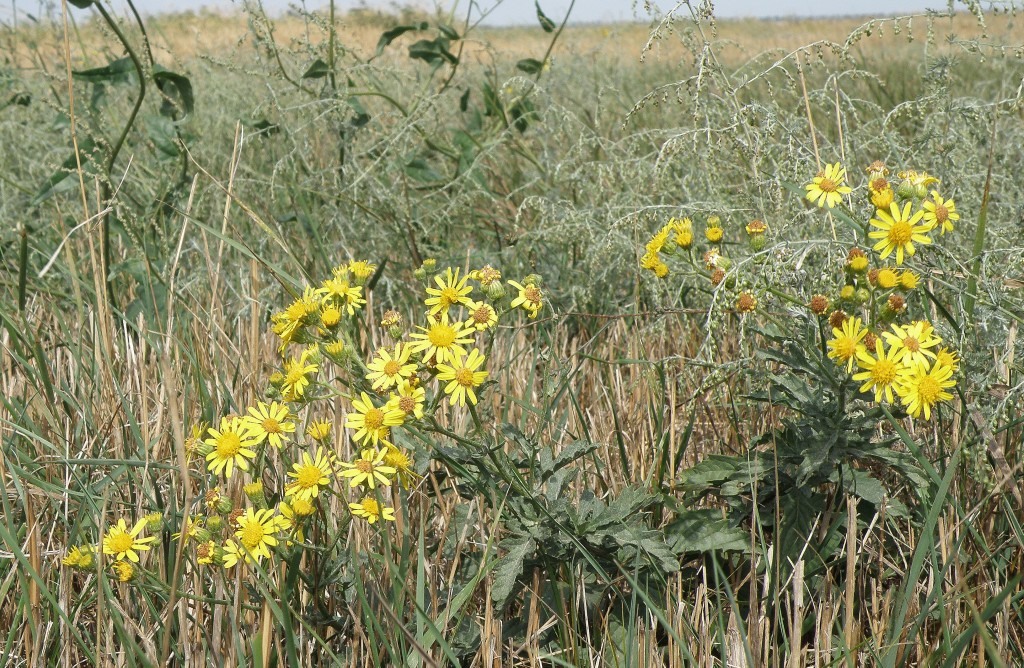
206,514 -> 226,532
809,294 -> 830,316
839,285 -> 856,302
854,287 -> 871,305
486,281 -> 507,300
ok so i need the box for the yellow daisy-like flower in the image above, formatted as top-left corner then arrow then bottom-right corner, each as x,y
233,508 -> 283,562
271,287 -> 320,346
425,267 -> 473,315
320,304 -> 342,328
672,217 -> 694,249
387,380 -> 426,421
470,265 -> 502,286
196,540 -> 216,565
882,321 -> 940,369
645,227 -> 671,254
279,497 -> 316,524
319,269 -> 366,315
339,448 -> 396,489
805,162 -> 853,208
350,497 -> 396,524
640,251 -> 662,274
934,347 -> 960,372
852,338 -> 904,403
244,401 -> 295,449
508,280 -> 544,318
307,420 -> 332,442
896,360 -> 956,420
204,416 -> 259,479
868,201 -> 932,265
365,343 -> 418,391
346,392 -> 405,447
62,544 -> 95,570
827,316 -> 869,373
221,539 -> 246,569
463,299 -> 498,332
705,226 -> 724,243
103,518 -> 158,563
285,447 -> 333,502
111,560 -> 136,583
408,312 -> 475,365
382,443 -> 418,489
281,352 -> 319,401
921,191 -> 959,235
876,268 -> 899,290
435,348 -> 489,407
348,260 -> 377,284
898,270 -> 920,291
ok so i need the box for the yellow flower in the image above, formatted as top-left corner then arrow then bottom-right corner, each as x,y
279,497 -> 316,524
204,416 -> 259,479
307,420 -> 332,442
365,343 -> 418,391
348,260 -> 377,284
233,508 -> 283,563
471,265 -> 502,286
934,347 -> 960,372
382,444 -> 418,489
898,270 -> 920,291
319,269 -> 366,315
320,304 -> 342,328
853,338 -> 904,403
921,191 -> 959,235
111,560 -> 137,583
103,518 -> 158,563
339,448 -> 396,489
350,497 -> 396,524
425,267 -> 474,315
244,401 -> 295,449
672,217 -> 694,249
346,392 -> 405,447
896,360 -> 956,420
645,227 -> 671,254
281,352 -> 319,401
507,280 -> 544,318
221,539 -> 246,569
387,380 -> 426,421
463,299 -> 498,332
196,540 -> 216,565
408,312 -> 475,365
271,288 -> 319,346
805,162 -> 853,208
285,447 -> 333,502
62,544 -> 95,570
827,316 -> 868,373
705,226 -> 724,243
882,321 -> 940,369
876,268 -> 899,290
868,201 -> 932,265
640,251 -> 662,274
436,348 -> 489,407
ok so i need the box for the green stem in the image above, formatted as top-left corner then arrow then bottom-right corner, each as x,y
964,116 -> 996,323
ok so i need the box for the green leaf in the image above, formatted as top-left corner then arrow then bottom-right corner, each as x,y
301,58 -> 330,79
31,138 -> 98,206
536,1 -> 556,32
408,38 -> 458,66
516,58 -> 544,74
491,534 -> 535,604
404,158 -> 443,184
437,24 -> 460,40
72,56 -> 135,84
152,66 -> 194,116
665,510 -> 749,554
67,0 -> 94,8
374,22 -> 428,58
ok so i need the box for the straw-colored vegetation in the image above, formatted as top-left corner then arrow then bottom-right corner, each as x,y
1,1 -> 1023,665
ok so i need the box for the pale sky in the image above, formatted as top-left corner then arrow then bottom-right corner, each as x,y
6,0 -> 949,24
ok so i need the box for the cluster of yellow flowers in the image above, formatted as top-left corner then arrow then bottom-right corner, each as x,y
806,160 -> 962,419
63,259 -> 545,577
639,214 -> 765,313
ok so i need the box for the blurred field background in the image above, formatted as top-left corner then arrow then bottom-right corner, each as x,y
1,0 -> 1023,665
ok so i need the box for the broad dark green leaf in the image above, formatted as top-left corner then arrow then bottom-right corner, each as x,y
491,534 -> 535,604
437,24 -> 460,40
301,58 -> 330,79
67,0 -> 94,7
665,510 -> 749,554
516,58 -> 544,74
72,56 -> 135,84
374,22 -> 428,58
152,66 -> 194,116
536,1 -> 556,32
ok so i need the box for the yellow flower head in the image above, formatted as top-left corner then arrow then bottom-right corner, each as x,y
436,348 -> 489,407
281,351 -> 319,401
463,299 -> 499,332
922,191 -> 959,235
896,359 -> 956,420
934,347 -> 960,372
233,508 -> 284,563
425,267 -> 474,315
319,269 -> 366,315
285,447 -> 334,502
244,401 -> 296,449
63,544 -> 95,570
882,321 -> 941,369
366,343 -> 418,391
348,260 -> 377,284
805,162 -> 853,208
672,217 -> 694,249
408,312 -> 475,365
853,337 -> 905,404
350,497 -> 396,524
345,392 -> 405,447
387,380 -> 426,421
868,201 -> 932,265
827,316 -> 869,373
204,416 -> 260,479
111,560 -> 137,583
898,270 -> 920,291
196,540 -> 216,565
382,444 -> 418,489
645,226 -> 671,254
307,420 -> 333,442
339,448 -> 396,489
507,280 -> 544,318
876,268 -> 899,290
103,518 -> 158,563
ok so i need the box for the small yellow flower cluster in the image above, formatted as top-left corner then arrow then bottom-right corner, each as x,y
62,515 -> 159,584
639,217 -> 693,279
